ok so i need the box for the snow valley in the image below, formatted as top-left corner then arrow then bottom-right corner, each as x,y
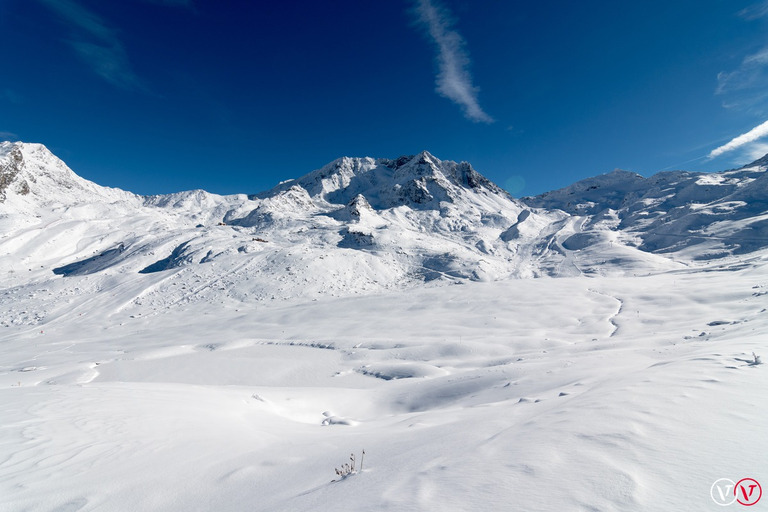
1,142 -> 766,511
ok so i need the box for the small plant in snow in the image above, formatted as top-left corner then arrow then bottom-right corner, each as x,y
751,352 -> 762,365
334,449 -> 365,479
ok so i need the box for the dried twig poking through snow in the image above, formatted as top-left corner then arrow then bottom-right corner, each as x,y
333,450 -> 365,480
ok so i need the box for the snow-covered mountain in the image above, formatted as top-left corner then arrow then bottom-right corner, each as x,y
525,159 -> 768,260
0,141 -> 138,210
3,141 -> 767,512
3,140 -> 768,307
0,143 -> 552,309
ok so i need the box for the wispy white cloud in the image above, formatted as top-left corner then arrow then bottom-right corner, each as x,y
708,120 -> 768,159
716,5 -> 768,113
0,131 -> 19,141
703,3 -> 768,162
717,47 -> 768,102
38,0 -> 146,91
744,140 -> 768,161
738,1 -> 768,20
412,0 -> 493,123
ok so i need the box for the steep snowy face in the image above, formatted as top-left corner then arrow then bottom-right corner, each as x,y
523,158 -> 768,258
256,151 -> 513,211
0,142 -> 138,211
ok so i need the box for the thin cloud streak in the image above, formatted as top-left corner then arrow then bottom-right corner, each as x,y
708,120 -> 768,159
413,0 -> 493,123
717,47 -> 768,98
38,0 -> 146,91
739,1 -> 768,20
716,4 -> 768,113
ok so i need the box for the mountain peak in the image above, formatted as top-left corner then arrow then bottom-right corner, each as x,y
0,141 -> 137,210
380,151 -> 437,170
0,142 -> 71,204
255,152 -> 512,211
412,150 -> 437,165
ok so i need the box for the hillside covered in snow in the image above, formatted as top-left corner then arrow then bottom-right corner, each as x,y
4,140 -> 767,303
1,142 -> 766,511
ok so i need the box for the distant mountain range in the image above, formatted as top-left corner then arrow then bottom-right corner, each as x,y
2,141 -> 767,308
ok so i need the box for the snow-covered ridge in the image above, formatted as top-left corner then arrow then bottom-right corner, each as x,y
253,150 -> 511,210
525,158 -> 768,258
2,140 -> 768,304
0,141 -> 139,210
1,142 -> 547,302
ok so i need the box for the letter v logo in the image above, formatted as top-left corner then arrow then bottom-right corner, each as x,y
735,478 -> 762,506
712,478 -> 737,506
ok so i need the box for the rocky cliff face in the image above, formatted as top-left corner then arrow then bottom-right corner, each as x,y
0,143 -> 28,202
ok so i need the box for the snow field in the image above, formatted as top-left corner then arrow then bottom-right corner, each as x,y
1,266 -> 766,511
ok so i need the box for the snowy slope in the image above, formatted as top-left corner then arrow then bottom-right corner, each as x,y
1,263 -> 766,511
3,140 -> 767,319
1,142 -> 767,511
1,144 -> 562,307
0,142 -> 138,211
2,140 -> 767,308
524,157 -> 768,261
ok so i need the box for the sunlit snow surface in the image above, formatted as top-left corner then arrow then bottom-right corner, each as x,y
2,268 -> 767,511
1,143 -> 766,511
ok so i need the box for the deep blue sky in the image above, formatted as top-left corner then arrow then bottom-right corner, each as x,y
3,0 -> 768,197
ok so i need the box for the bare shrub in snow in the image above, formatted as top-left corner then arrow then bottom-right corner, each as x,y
334,450 -> 365,479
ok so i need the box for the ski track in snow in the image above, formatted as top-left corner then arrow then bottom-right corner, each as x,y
589,288 -> 624,337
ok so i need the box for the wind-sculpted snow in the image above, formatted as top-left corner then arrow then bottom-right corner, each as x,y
53,243 -> 128,276
1,267 -> 766,511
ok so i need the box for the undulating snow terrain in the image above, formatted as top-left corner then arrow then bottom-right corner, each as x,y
1,142 -> 766,511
